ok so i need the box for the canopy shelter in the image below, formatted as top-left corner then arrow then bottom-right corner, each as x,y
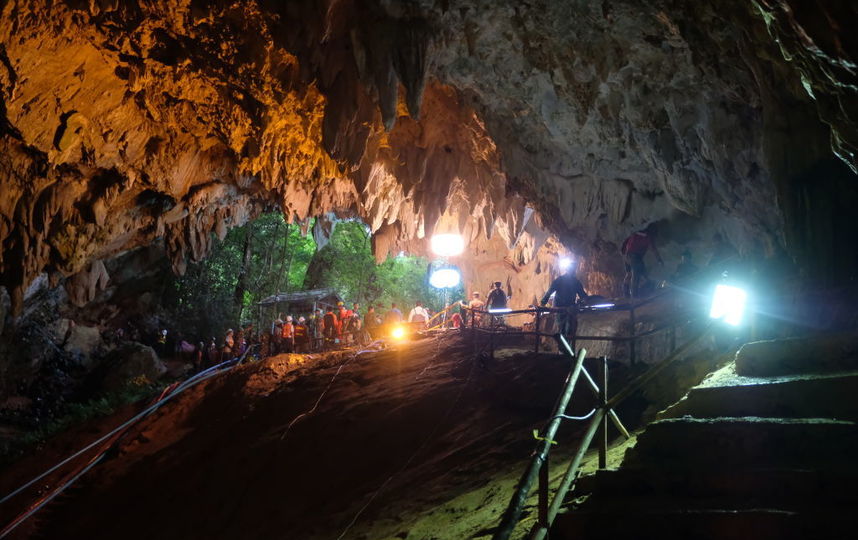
257,288 -> 343,315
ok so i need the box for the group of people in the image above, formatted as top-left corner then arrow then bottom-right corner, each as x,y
151,226 -> 744,370
261,302 -> 364,356
259,300 -> 445,356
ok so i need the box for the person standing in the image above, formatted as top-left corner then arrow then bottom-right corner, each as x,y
222,329 -> 235,362
486,281 -> 509,309
323,307 -> 338,348
294,317 -> 309,353
541,264 -> 589,350
364,306 -> 380,340
281,316 -> 295,353
336,302 -> 349,341
311,309 -> 324,350
408,301 -> 430,326
206,337 -> 218,366
385,303 -> 403,324
467,292 -> 486,327
621,225 -> 663,298
271,319 -> 283,355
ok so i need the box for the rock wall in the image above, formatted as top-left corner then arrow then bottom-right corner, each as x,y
0,0 -> 855,319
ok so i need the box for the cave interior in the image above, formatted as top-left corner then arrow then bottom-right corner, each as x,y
0,0 -> 857,538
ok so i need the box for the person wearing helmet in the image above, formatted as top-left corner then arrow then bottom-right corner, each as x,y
294,316 -> 309,353
281,316 -> 295,353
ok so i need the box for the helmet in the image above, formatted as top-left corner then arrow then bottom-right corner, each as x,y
161,329 -> 167,336
337,301 -> 344,307
286,315 -> 293,322
298,316 -> 306,323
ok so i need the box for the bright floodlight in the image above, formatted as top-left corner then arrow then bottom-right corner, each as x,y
709,284 -> 747,326
391,325 -> 406,340
429,268 -> 461,289
431,234 -> 465,257
559,257 -> 573,271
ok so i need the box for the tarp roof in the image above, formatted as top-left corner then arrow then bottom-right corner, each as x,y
256,288 -> 342,306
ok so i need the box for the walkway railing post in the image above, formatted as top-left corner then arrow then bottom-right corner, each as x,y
598,356 -> 608,470
471,308 -> 477,353
534,309 -> 542,354
538,455 -> 549,530
492,346 -> 587,540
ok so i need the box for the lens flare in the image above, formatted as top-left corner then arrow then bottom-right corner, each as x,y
709,284 -> 747,326
559,257 -> 573,270
391,326 -> 406,339
430,234 -> 465,257
429,268 -> 461,288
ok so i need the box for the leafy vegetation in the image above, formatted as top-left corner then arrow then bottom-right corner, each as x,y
166,214 -> 463,339
0,377 -> 164,466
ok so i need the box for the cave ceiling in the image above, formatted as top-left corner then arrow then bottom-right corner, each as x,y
0,0 -> 855,312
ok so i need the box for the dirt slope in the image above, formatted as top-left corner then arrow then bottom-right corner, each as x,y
10,333 -> 602,539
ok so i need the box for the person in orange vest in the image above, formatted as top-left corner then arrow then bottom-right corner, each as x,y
333,301 -> 345,342
294,316 -> 309,353
281,315 -> 295,353
323,306 -> 338,348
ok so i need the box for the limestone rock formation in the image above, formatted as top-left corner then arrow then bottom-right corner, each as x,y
0,0 -> 854,316
100,342 -> 166,393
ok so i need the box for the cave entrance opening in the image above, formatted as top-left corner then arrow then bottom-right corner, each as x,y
165,212 -> 464,343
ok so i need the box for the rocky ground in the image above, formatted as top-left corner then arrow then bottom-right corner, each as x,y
0,315 -> 727,539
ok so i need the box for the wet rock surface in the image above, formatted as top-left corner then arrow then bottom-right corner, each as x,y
0,0 -> 855,318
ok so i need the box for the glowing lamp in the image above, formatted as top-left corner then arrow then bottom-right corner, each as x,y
559,257 -> 573,271
391,325 -> 406,340
709,284 -> 747,326
430,234 -> 465,257
429,268 -> 461,289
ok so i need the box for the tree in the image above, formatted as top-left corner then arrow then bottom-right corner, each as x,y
166,214 -> 459,340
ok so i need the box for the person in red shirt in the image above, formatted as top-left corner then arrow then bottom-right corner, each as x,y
620,225 -> 663,298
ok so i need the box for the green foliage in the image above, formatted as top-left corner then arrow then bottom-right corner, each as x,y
304,221 -> 462,312
0,378 -> 164,466
167,214 -> 315,338
167,214 -> 462,338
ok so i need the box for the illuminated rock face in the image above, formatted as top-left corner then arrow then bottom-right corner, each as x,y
0,0 -> 855,314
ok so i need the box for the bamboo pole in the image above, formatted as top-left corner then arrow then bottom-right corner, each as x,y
492,347 -> 588,540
